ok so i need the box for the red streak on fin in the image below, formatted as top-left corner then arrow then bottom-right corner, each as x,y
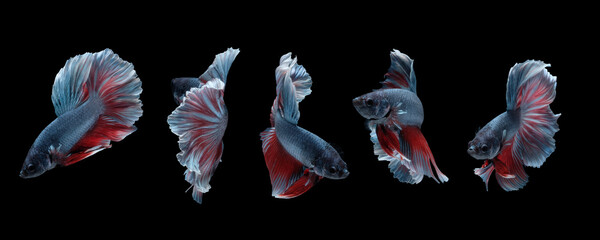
277,169 -> 322,199
376,124 -> 401,157
493,139 -> 528,191
62,117 -> 135,166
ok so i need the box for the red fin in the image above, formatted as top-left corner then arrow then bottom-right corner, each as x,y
474,160 -> 495,191
507,61 -> 559,168
381,50 -> 416,92
276,169 -> 322,199
375,124 -> 401,157
54,49 -> 142,166
493,140 -> 528,191
168,83 -> 227,204
398,126 -> 448,183
62,117 -> 134,166
374,124 -> 448,183
260,127 -> 317,198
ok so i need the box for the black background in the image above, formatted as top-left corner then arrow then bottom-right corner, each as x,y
4,4 -> 592,237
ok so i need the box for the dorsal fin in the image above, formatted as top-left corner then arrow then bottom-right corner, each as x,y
381,49 -> 417,93
272,53 -> 312,125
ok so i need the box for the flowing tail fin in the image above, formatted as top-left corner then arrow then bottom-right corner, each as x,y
168,80 -> 228,204
51,49 -> 142,166
506,60 -> 560,168
168,48 -> 238,204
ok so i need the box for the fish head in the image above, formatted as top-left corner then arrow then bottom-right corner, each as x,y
20,148 -> 53,179
313,146 -> 349,180
352,92 -> 390,120
171,77 -> 199,104
467,127 -> 501,160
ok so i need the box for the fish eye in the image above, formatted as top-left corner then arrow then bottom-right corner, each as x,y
366,98 -> 374,106
328,167 -> 337,174
26,164 -> 36,173
481,144 -> 489,152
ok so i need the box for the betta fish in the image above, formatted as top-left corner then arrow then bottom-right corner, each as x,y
260,53 -> 349,199
353,50 -> 448,184
167,48 -> 240,204
20,49 -> 143,178
468,60 -> 559,191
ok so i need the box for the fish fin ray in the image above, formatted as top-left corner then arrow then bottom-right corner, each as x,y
274,53 -> 312,124
276,169 -> 322,199
381,49 -> 417,93
167,83 -> 227,203
199,48 -> 240,85
397,126 -> 448,183
54,49 -> 142,165
494,140 -> 529,191
371,124 -> 417,184
506,61 -> 559,168
474,160 -> 495,191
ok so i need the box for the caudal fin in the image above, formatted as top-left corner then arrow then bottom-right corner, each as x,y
505,60 -> 560,168
168,80 -> 228,204
51,49 -> 142,166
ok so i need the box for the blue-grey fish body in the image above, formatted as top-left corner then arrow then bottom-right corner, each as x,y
273,109 -> 343,176
352,50 -> 448,184
260,53 -> 348,199
468,60 -> 559,191
20,49 -> 142,178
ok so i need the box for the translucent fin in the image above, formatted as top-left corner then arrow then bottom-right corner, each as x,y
51,52 -> 93,116
370,124 -> 417,184
506,61 -> 559,168
397,126 -> 448,183
272,53 -> 313,124
167,81 -> 227,204
276,53 -> 313,102
172,48 -> 239,104
494,140 -> 529,191
276,169 -> 322,199
381,49 -> 417,93
474,160 -> 495,191
56,49 -> 142,166
373,124 -> 448,184
198,48 -> 240,85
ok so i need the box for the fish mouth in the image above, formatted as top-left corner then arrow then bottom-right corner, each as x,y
19,170 -> 33,179
328,169 -> 350,180
366,109 -> 392,122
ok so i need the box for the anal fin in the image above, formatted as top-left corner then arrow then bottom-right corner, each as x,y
276,169 -> 322,199
374,124 -> 448,184
61,115 -> 133,166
